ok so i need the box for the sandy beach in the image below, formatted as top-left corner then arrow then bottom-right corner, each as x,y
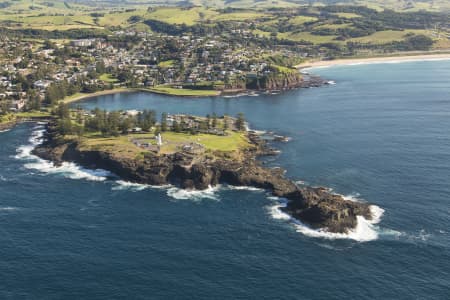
296,53 -> 450,69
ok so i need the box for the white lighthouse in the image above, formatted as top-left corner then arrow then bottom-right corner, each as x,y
156,133 -> 162,146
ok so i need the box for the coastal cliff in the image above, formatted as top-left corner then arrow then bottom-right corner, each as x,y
33,124 -> 373,234
245,72 -> 326,91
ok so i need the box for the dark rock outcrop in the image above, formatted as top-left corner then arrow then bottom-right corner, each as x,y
245,73 -> 327,92
0,120 -> 17,131
33,126 -> 373,234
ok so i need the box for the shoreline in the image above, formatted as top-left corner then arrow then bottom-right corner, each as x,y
62,87 -> 221,105
296,53 -> 450,69
32,121 -> 373,234
62,88 -> 136,104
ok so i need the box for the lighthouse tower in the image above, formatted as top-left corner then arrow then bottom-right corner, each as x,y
156,133 -> 162,146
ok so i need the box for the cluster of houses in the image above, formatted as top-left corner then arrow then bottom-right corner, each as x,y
0,27 -> 310,113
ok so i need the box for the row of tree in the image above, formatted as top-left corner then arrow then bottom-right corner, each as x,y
54,104 -> 247,138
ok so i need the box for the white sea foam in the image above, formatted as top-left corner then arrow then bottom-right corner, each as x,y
167,185 -> 220,201
0,206 -> 19,211
369,205 -> 385,224
16,128 -> 112,182
295,180 -> 307,186
113,180 -> 151,191
223,93 -> 249,98
112,180 -> 172,191
417,229 -> 431,242
0,129 -> 10,133
226,185 -> 264,192
267,195 -> 385,242
249,129 -> 267,135
342,192 -> 361,202
24,160 -> 111,181
267,199 -> 291,221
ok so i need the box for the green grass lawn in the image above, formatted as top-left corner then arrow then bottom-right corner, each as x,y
161,131 -> 249,152
16,111 -> 51,118
1,111 -> 51,126
158,60 -> 176,68
147,86 -> 219,97
76,128 -> 250,159
99,74 -> 119,83
0,114 -> 16,125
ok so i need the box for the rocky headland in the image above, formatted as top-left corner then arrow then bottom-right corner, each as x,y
33,122 -> 373,234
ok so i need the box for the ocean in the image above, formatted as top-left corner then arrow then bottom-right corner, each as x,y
1,60 -> 449,299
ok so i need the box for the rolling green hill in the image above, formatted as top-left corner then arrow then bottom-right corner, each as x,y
0,0 -> 448,52
1,0 -> 450,12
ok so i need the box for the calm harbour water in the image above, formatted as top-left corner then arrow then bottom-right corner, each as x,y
1,60 -> 449,299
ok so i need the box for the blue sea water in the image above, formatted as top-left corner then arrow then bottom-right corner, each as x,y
1,60 -> 450,299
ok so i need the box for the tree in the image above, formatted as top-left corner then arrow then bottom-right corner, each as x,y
96,61 -> 106,74
172,120 -> 179,132
223,117 -> 229,131
119,116 -> 133,134
161,112 -> 168,132
212,113 -> 217,128
206,114 -> 211,129
235,113 -> 246,131
56,118 -> 73,135
56,102 -> 70,119
0,100 -> 11,115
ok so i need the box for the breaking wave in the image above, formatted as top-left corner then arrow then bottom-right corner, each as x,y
226,185 -> 264,192
15,127 -> 112,182
113,180 -> 151,191
167,185 -> 221,201
24,160 -> 112,181
0,206 -> 20,212
112,180 -> 171,192
267,194 -> 385,242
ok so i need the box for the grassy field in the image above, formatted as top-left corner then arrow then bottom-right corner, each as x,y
350,30 -> 430,43
15,111 -> 52,118
0,1 -> 447,57
211,11 -> 269,21
158,60 -> 176,68
99,74 -> 119,83
78,135 -> 144,159
315,23 -> 354,30
76,128 -> 250,159
288,16 -> 318,25
278,32 -> 339,44
161,131 -> 249,152
146,7 -> 218,25
147,86 -> 220,97
332,12 -> 362,19
0,114 -> 16,125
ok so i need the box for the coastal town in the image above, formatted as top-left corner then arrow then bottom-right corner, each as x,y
1,3 -> 447,118
0,27 -> 310,117
1,1 -> 450,298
